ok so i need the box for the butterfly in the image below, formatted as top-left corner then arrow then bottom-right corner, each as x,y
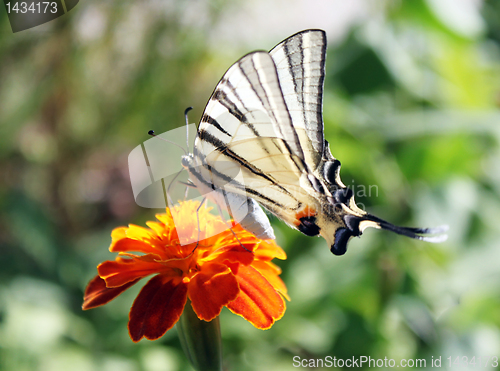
181,29 -> 447,255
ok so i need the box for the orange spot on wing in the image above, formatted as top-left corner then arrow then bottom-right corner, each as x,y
293,206 -> 317,226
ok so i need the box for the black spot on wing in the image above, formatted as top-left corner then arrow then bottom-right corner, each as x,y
333,187 -> 353,205
323,159 -> 341,185
331,228 -> 351,256
344,214 -> 361,236
298,215 -> 320,236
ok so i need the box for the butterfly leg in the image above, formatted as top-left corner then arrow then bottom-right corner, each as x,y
189,197 -> 207,254
164,167 -> 185,206
216,203 -> 253,253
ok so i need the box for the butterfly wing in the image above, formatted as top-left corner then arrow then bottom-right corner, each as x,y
191,50 -> 319,228
197,50 -> 305,161
269,29 -> 327,170
187,29 -> 447,254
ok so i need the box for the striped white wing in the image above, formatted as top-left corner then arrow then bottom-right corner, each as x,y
270,29 -> 327,170
192,51 -> 313,219
196,50 -> 304,160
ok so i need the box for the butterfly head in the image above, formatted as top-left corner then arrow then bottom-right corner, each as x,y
181,154 -> 194,169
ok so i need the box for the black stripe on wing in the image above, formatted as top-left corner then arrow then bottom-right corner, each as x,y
187,160 -> 289,210
201,114 -> 232,137
197,128 -> 295,197
213,88 -> 247,124
269,29 -> 327,164
211,81 -> 263,142
282,31 -> 305,111
242,53 -> 305,161
203,51 -> 305,160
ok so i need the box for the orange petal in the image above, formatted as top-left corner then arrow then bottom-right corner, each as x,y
98,258 -> 167,287
188,263 -> 240,321
252,260 -> 290,301
126,224 -> 157,240
128,275 -> 187,342
82,275 -> 140,310
227,265 -> 285,329
203,246 -> 255,267
145,221 -> 169,237
254,240 -> 287,261
110,227 -> 160,255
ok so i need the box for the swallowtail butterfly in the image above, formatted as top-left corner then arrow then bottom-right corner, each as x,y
181,29 -> 447,255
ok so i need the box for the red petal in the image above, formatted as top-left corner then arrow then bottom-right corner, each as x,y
188,263 -> 240,321
128,275 -> 187,342
205,247 -> 254,267
82,275 -> 140,310
227,265 -> 285,329
98,258 -> 165,287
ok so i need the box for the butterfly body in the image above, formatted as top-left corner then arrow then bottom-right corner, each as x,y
182,29 -> 447,255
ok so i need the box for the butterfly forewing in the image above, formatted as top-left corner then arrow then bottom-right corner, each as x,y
269,29 -> 327,169
194,51 -> 313,217
196,51 -> 304,160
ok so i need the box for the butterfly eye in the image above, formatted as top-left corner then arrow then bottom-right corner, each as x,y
323,159 -> 341,185
181,155 -> 192,169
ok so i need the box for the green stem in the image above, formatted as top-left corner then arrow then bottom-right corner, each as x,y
177,299 -> 223,371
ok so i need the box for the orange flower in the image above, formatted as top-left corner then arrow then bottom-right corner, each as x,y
82,200 -> 288,342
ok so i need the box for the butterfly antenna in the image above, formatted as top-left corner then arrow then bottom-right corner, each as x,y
184,107 -> 193,151
148,130 -> 187,156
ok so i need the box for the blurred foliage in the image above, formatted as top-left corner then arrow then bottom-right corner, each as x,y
1,0 -> 500,370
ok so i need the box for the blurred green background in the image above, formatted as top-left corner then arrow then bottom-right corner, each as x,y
1,0 -> 500,370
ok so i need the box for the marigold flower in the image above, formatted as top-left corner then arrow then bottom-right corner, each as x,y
82,200 -> 288,342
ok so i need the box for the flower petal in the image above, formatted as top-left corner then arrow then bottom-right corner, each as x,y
227,264 -> 285,329
128,275 -> 187,342
98,257 -> 167,287
110,227 -> 160,255
254,240 -> 287,261
252,260 -> 290,301
82,275 -> 140,310
203,246 -> 254,267
188,263 -> 240,321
